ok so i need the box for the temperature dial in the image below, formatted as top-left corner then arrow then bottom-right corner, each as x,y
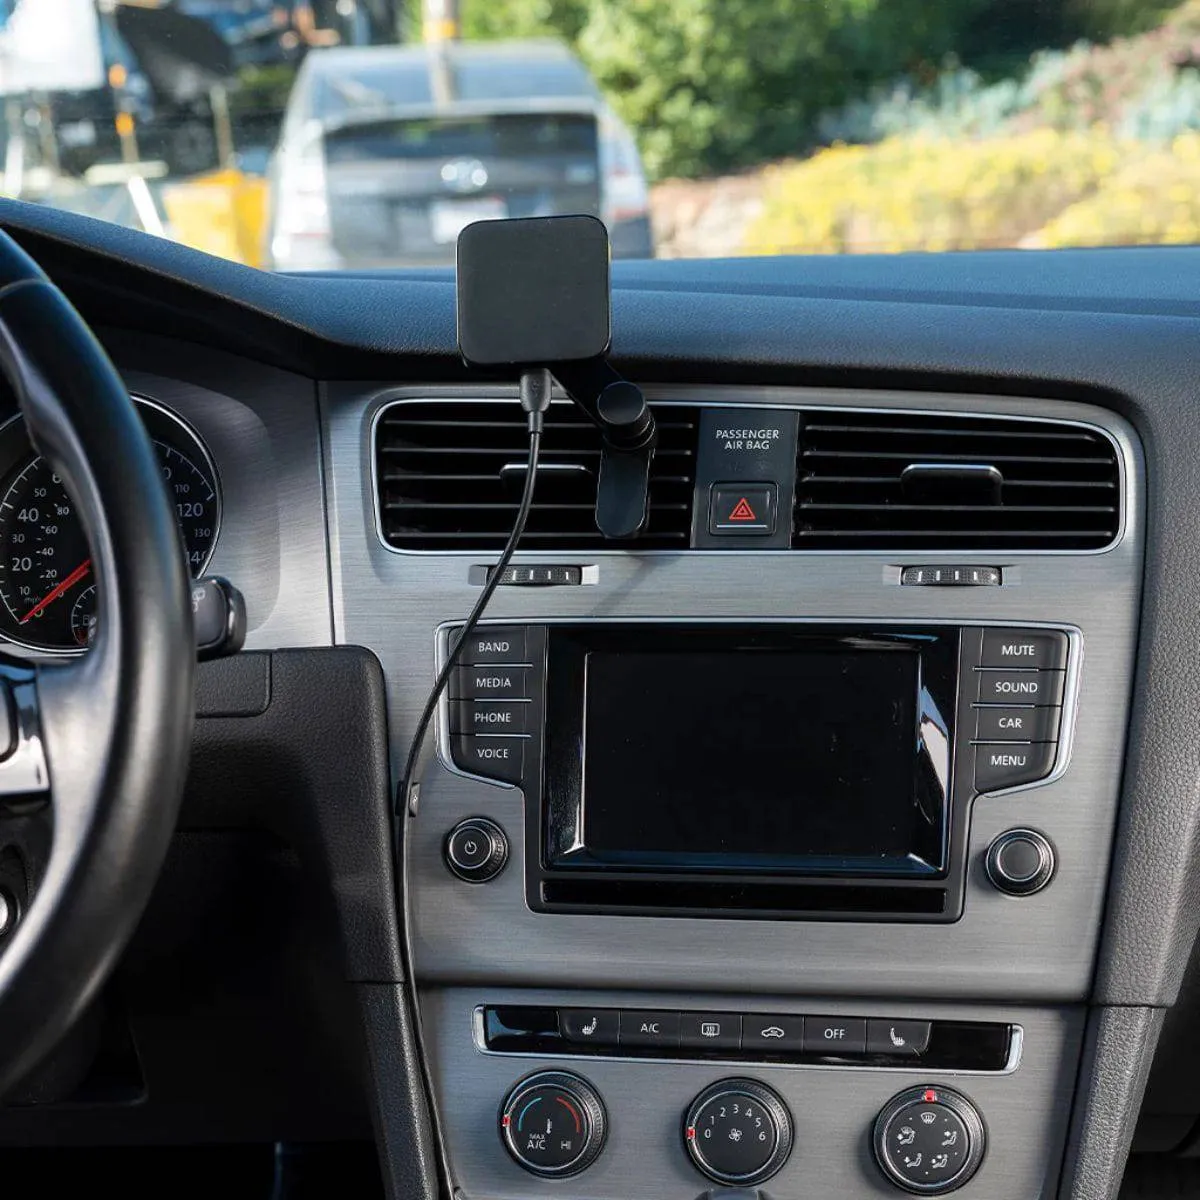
500,1071 -> 606,1178
684,1078 -> 793,1186
873,1085 -> 986,1194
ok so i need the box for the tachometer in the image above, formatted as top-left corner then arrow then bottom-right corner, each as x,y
0,403 -> 220,652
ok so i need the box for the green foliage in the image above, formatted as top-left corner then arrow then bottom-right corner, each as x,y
465,0 -> 998,178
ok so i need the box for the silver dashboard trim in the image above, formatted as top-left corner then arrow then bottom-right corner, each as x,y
369,392 -> 1128,558
469,1005 -> 1025,1076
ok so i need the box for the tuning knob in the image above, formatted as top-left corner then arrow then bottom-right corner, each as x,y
985,828 -> 1055,896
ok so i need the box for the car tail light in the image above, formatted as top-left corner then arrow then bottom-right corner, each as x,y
598,107 -> 649,225
269,121 -> 343,270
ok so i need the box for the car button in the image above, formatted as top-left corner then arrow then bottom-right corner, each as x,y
975,742 -> 1057,792
974,705 -> 1060,743
680,1013 -> 742,1051
743,1014 -> 804,1051
803,1016 -> 867,1054
977,669 -> 1064,706
453,626 -> 528,664
450,701 -> 529,735
980,630 -> 1068,670
560,1008 -> 620,1047
451,665 -> 529,701
708,483 -> 777,535
619,1010 -> 681,1048
867,1019 -> 932,1057
450,735 -> 525,785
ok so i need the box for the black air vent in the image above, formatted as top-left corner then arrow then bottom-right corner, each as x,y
794,412 -> 1120,550
377,400 -> 698,550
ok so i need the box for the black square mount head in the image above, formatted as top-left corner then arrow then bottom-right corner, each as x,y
457,215 -> 611,368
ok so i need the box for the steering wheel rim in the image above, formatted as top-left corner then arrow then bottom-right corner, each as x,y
0,230 -> 193,1093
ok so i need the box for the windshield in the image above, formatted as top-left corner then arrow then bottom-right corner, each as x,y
2,0 -> 1196,266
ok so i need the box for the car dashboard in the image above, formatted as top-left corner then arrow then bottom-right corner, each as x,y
0,201 -> 1195,1200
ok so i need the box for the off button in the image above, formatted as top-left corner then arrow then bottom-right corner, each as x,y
803,1017 -> 867,1054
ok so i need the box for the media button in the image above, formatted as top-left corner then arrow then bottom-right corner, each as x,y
450,735 -> 525,785
980,629 -> 1068,670
743,1014 -> 804,1051
803,1016 -> 867,1054
619,1010 -> 681,1048
867,1019 -> 932,1057
451,665 -> 530,701
560,1008 -> 620,1047
977,669 -> 1064,706
975,742 -> 1057,792
680,1012 -> 742,1051
974,705 -> 1060,743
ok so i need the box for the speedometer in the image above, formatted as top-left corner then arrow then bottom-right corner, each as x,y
0,402 -> 220,652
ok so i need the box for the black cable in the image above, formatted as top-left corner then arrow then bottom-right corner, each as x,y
397,369 -> 548,813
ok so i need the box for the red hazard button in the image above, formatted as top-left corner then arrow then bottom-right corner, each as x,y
709,483 -> 777,535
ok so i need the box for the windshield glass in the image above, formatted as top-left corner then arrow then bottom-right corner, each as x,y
2,0 -> 1196,266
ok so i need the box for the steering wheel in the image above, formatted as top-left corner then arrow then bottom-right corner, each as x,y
0,232 -> 193,1093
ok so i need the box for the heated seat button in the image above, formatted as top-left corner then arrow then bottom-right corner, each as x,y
980,629 -> 1068,670
619,1010 -> 681,1048
681,1013 -> 742,1051
975,742 -> 1057,792
802,1016 -> 867,1054
451,735 -> 525,785
977,669 -> 1064,706
560,1009 -> 620,1047
867,1019 -> 932,1057
451,665 -> 529,700
975,705 -> 1060,743
451,701 -> 529,735
708,484 -> 777,535
743,1014 -> 804,1051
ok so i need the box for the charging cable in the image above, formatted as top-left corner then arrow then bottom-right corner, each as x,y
397,366 -> 550,814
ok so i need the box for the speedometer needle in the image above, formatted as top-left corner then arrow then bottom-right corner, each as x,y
20,559 -> 91,624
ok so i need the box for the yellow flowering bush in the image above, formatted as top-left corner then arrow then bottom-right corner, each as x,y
1035,131 -> 1200,246
743,128 -> 1127,254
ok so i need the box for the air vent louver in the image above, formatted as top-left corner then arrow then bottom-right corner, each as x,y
794,412 -> 1120,550
377,400 -> 698,550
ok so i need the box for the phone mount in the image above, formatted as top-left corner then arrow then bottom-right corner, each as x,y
456,215 -> 657,539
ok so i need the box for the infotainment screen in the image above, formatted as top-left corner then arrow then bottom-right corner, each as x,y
542,627 -> 955,881
583,649 -> 928,871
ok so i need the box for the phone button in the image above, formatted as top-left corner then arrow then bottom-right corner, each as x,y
867,1019 -> 932,1057
559,1008 -> 620,1047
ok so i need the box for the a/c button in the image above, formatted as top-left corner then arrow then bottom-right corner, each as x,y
619,1010 -> 681,1048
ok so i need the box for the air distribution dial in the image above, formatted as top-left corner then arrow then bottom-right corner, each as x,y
500,1071 -> 607,1178
873,1085 -> 986,1194
683,1078 -> 794,1186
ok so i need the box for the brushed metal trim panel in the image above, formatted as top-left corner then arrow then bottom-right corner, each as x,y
107,335 -> 334,649
322,382 -> 1143,1003
422,988 -> 1084,1200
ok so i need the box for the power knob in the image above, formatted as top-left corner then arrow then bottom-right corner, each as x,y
444,817 -> 508,883
985,828 -> 1055,896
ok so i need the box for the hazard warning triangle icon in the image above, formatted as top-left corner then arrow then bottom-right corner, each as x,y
727,497 -> 757,521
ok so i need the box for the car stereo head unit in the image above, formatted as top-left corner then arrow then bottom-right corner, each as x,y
442,622 -> 1073,922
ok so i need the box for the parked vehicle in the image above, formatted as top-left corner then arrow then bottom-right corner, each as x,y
263,39 -> 654,270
